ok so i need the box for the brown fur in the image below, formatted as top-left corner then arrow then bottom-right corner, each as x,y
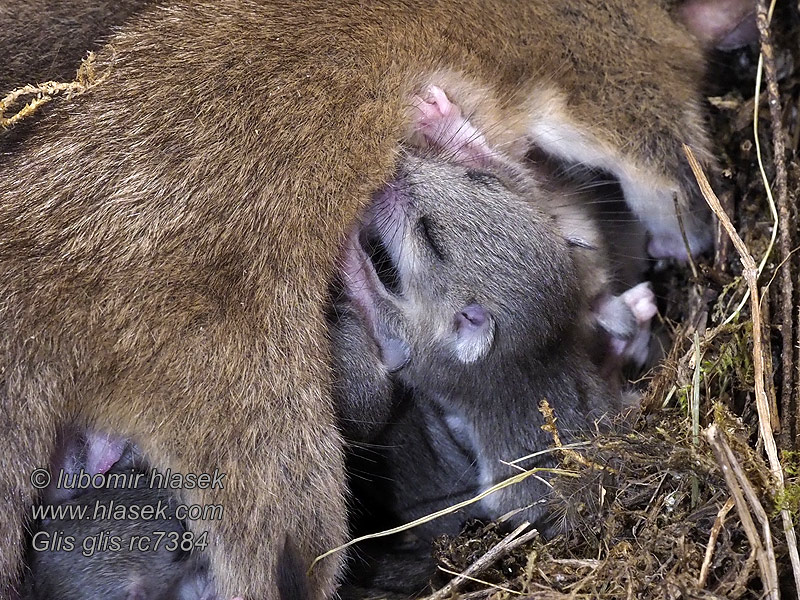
0,1 -> 714,598
0,0 -> 152,156
0,0 -> 151,93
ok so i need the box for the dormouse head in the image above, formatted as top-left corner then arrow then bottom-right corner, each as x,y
339,86 -> 584,393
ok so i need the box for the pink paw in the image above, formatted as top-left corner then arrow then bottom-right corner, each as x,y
619,282 -> 657,325
615,283 -> 657,366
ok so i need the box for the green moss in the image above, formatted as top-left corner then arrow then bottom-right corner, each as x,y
772,452 -> 800,519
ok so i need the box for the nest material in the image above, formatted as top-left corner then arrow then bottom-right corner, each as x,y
434,413 -> 768,599
428,4 -> 800,599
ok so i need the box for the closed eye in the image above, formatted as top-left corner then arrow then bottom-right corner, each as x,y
465,169 -> 500,186
566,237 -> 597,250
418,215 -> 446,260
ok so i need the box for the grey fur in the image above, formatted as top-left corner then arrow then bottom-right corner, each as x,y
334,150 -> 622,536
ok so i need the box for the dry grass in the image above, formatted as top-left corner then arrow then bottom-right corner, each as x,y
0,51 -> 110,128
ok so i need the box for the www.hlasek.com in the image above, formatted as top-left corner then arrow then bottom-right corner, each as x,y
29,467 -> 225,557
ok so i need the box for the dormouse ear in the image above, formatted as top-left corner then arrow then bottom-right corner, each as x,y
453,303 -> 495,363
410,85 -> 492,163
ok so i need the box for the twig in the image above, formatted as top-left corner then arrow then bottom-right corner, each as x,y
691,332 -> 702,447
505,441 -> 591,469
456,590 -> 495,600
714,189 -> 735,272
698,496 -> 735,588
761,295 -> 780,435
643,284 -> 712,412
425,523 -> 539,600
685,145 -> 800,595
436,567 -> 523,596
674,192 -> 700,280
722,0 -> 779,328
691,331 -> 702,507
685,144 -> 774,436
706,425 -> 778,599
719,432 -> 779,589
550,558 -> 601,568
755,0 -> 794,453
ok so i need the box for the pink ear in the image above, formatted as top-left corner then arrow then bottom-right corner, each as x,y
457,304 -> 489,330
411,85 -> 492,163
453,303 -> 495,363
